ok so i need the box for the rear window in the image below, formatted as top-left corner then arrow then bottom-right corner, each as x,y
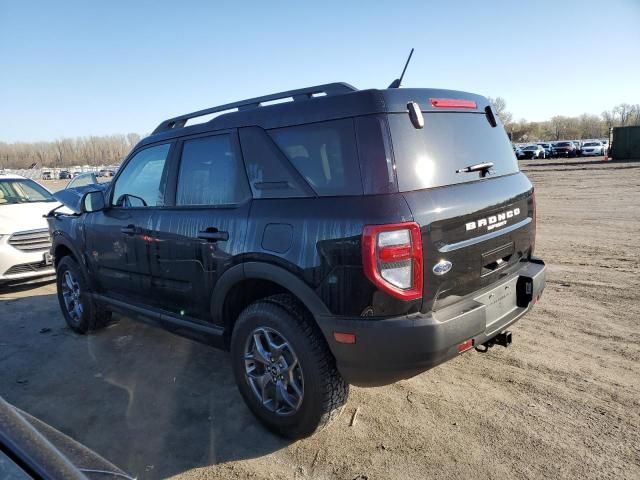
268,119 -> 363,196
387,112 -> 519,191
177,134 -> 250,206
556,142 -> 571,147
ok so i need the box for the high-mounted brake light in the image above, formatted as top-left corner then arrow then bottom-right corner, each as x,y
362,222 -> 423,301
430,98 -> 477,109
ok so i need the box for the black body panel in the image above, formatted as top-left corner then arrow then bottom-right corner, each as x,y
401,172 -> 535,313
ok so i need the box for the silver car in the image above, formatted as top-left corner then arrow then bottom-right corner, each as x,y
0,174 -> 58,285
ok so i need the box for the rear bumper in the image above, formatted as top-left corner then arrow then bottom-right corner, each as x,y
317,258 -> 546,386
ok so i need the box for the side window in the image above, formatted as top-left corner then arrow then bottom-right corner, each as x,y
111,144 -> 170,207
268,119 -> 363,196
355,115 -> 397,194
176,134 -> 250,206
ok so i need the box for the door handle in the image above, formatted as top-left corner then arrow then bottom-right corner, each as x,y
197,229 -> 229,242
121,225 -> 137,235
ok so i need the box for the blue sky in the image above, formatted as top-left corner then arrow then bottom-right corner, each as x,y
1,0 -> 639,142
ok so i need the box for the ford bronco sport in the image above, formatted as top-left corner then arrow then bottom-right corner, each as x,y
47,82 -> 546,438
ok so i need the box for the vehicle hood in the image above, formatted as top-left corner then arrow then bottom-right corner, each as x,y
0,201 -> 60,234
52,184 -> 109,215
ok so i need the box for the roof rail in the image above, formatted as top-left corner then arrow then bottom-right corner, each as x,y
152,82 -> 357,134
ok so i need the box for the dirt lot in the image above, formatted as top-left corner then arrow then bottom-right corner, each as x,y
2,157 -> 639,479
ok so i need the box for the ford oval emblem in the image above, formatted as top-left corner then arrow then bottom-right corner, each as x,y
433,260 -> 453,276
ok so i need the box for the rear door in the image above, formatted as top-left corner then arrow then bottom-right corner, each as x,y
387,111 -> 535,313
145,131 -> 251,320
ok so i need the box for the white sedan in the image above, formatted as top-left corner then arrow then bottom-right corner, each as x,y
581,141 -> 605,156
0,173 -> 59,285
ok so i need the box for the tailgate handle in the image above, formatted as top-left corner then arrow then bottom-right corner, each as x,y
481,243 -> 515,276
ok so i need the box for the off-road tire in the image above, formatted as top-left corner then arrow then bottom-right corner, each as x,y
56,256 -> 111,334
230,294 -> 348,438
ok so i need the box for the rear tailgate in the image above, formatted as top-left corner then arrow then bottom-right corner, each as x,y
387,109 -> 535,313
402,174 -> 535,313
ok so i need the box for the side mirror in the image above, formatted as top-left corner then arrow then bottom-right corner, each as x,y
81,190 -> 106,213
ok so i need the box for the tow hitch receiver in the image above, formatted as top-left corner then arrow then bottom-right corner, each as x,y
475,331 -> 513,353
494,331 -> 513,347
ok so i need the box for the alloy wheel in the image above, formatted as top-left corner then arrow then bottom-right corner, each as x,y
243,326 -> 304,416
61,270 -> 83,324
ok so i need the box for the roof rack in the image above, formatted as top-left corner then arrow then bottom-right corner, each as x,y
152,82 -> 357,134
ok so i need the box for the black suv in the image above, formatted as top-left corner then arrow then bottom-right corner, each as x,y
554,141 -> 578,158
47,83 -> 546,438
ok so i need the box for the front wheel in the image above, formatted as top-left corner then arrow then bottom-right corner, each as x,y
56,256 -> 111,333
230,294 -> 348,438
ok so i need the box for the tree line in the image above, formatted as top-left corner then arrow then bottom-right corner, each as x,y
0,133 -> 141,170
1,101 -> 640,169
488,98 -> 640,143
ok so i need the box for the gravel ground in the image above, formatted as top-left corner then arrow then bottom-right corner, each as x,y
1,156 -> 639,479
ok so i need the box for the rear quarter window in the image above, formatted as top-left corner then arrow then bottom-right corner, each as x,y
388,112 -> 519,191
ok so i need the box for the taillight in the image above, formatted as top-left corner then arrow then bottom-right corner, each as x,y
430,98 -> 477,109
362,222 -> 423,301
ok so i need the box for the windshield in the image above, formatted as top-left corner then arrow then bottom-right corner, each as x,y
523,146 -> 537,150
388,112 -> 518,191
583,142 -> 599,146
0,179 -> 55,205
556,142 -> 571,147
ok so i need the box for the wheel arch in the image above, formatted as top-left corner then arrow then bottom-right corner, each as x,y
52,235 -> 96,290
211,262 -> 331,345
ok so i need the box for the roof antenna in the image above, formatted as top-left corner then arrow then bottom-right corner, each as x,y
388,48 -> 414,89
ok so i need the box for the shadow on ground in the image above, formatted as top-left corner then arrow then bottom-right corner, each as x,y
0,286 -> 290,479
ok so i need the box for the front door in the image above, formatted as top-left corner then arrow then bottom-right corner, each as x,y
84,142 -> 173,304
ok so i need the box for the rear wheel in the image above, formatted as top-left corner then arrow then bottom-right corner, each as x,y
230,294 -> 348,438
56,256 -> 111,333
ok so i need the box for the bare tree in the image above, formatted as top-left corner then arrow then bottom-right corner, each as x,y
0,133 -> 140,169
487,96 -> 513,127
613,103 -> 633,126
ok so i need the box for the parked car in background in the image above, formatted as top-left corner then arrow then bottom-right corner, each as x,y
513,145 -> 523,159
0,173 -> 58,285
536,143 -> 553,158
581,140 -> 605,156
573,140 -> 583,156
553,141 -> 577,158
99,169 -> 115,177
72,171 -> 82,177
41,171 -> 52,180
59,170 -> 72,179
519,144 -> 546,159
